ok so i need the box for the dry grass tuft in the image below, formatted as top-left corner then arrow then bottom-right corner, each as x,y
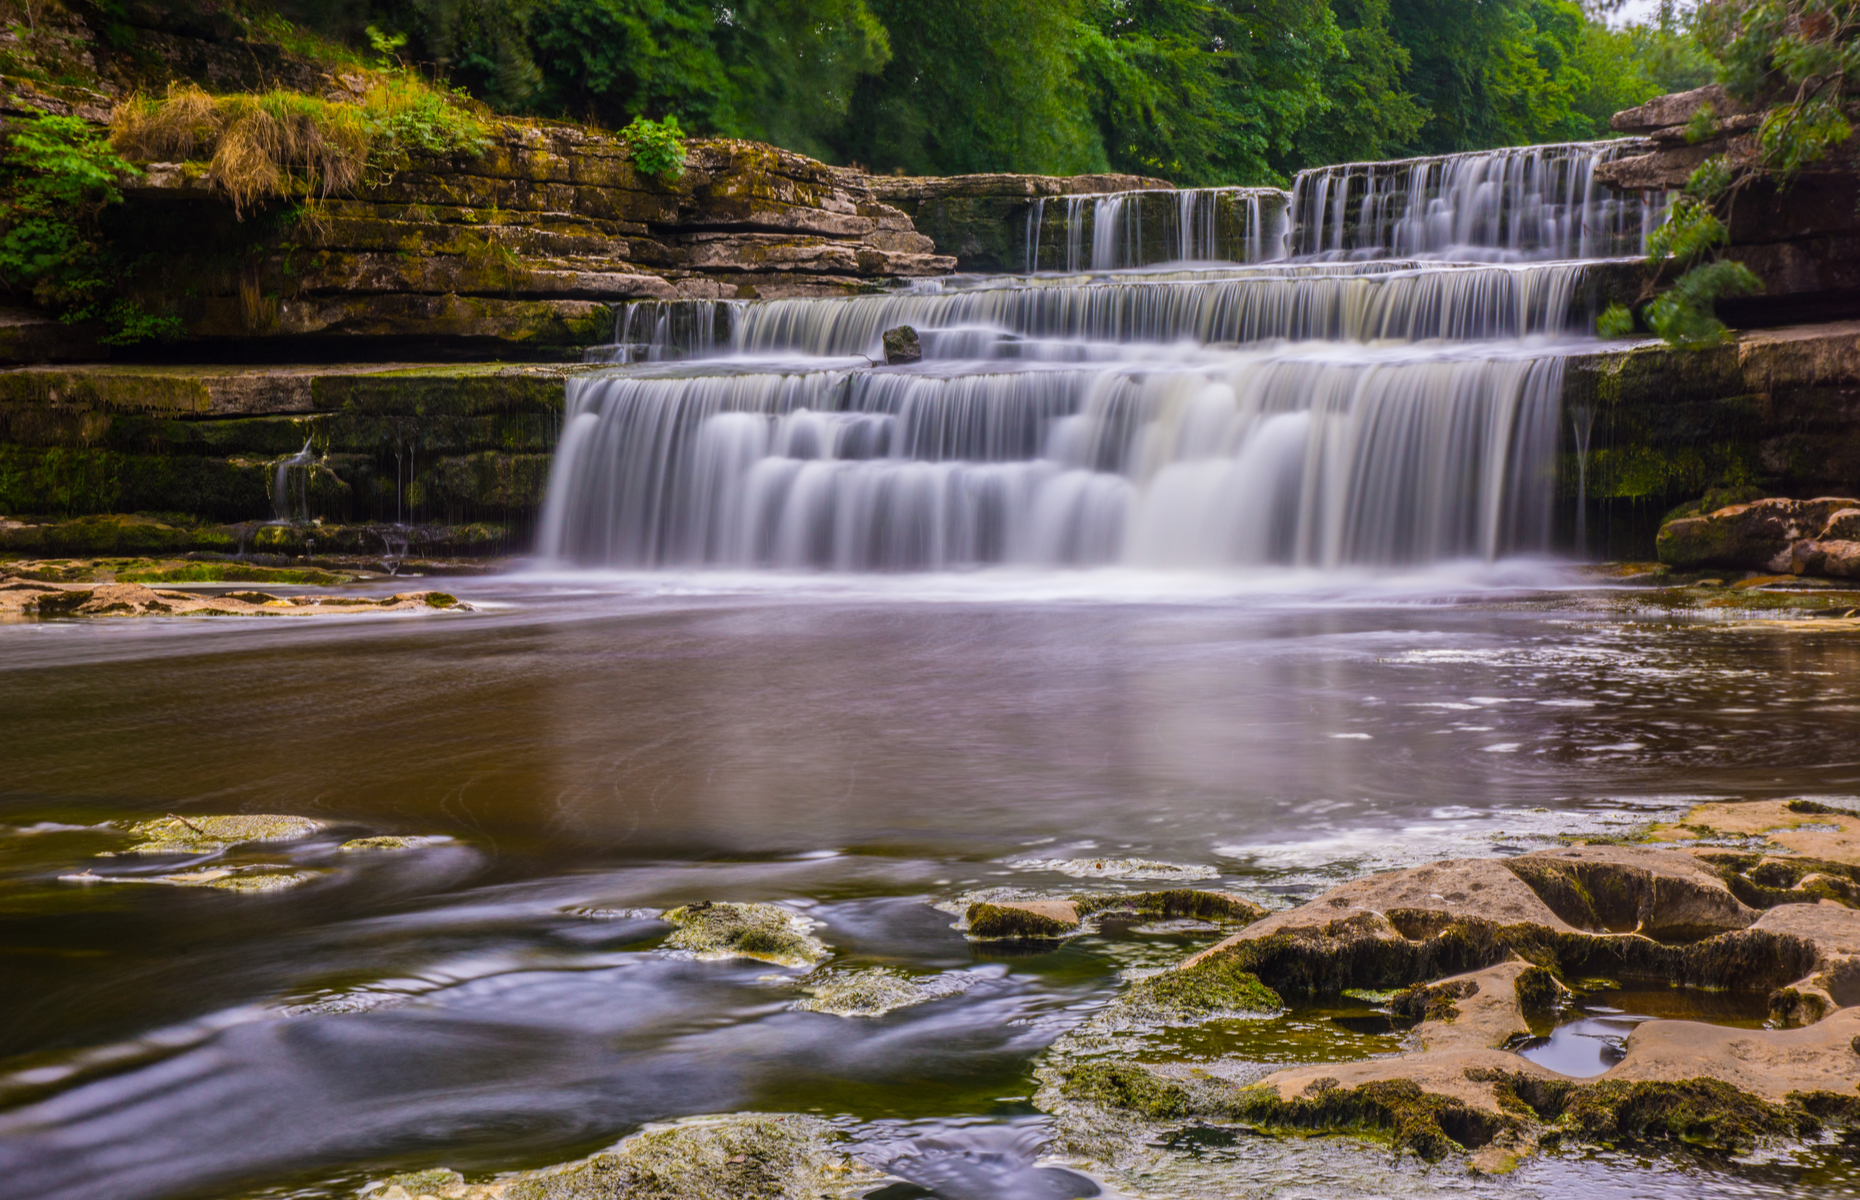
110,78 -> 484,216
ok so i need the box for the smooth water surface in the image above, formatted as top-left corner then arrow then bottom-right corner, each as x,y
2,570 -> 1859,1200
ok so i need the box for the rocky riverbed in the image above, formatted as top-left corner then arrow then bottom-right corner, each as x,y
325,799 -> 1860,1199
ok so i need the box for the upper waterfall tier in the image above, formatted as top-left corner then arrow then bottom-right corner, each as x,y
1022,187 -> 1290,272
1289,139 -> 1664,262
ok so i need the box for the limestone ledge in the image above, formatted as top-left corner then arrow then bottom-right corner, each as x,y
117,130 -> 962,337
1045,800 -> 1860,1175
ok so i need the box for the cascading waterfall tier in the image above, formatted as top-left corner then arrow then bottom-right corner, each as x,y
539,347 -> 1564,570
1290,139 -> 1665,262
544,140 -> 1647,573
1023,187 -> 1290,272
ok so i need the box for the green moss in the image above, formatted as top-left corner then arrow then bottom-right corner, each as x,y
1514,966 -> 1565,1015
118,564 -> 348,585
1390,977 -> 1477,1023
113,813 -> 321,855
1121,953 -> 1282,1020
500,1114 -> 860,1200
965,901 -> 1078,940
339,836 -> 426,852
1232,1078 -> 1511,1162
377,1168 -> 464,1195
1073,889 -> 1267,924
1062,1060 -> 1196,1120
1490,1073 -> 1825,1153
662,902 -> 828,968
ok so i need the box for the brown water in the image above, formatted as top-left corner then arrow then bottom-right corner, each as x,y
2,568 -> 1859,1200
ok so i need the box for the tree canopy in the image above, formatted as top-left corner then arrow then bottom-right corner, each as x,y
270,0 -> 1720,183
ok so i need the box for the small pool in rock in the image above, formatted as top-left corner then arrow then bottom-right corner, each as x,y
1512,986 -> 1773,1078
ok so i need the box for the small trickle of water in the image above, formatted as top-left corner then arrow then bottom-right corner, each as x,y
272,438 -> 314,523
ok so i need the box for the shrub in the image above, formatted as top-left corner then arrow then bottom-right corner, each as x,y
622,114 -> 687,184
0,109 -> 179,344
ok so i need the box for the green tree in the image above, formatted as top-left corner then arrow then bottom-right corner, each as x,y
831,0 -> 1106,175
1278,0 -> 1426,172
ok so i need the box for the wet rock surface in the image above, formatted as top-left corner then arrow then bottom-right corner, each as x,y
661,902 -> 829,968
1036,804 -> 1860,1180
1657,496 -> 1860,574
365,1114 -> 889,1200
0,572 -> 470,619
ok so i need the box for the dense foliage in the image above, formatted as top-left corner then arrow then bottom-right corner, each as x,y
1604,0 -> 1857,346
271,0 -> 1714,183
0,112 -> 179,343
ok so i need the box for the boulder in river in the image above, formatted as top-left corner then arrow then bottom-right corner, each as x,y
1656,496 -> 1860,572
880,324 -> 921,365
662,901 -> 829,967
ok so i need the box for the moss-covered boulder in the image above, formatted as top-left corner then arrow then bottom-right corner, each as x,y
662,902 -> 828,967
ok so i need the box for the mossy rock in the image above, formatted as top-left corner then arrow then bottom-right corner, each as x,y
1389,977 -> 1478,1023
375,1168 -> 464,1198
792,967 -> 943,1017
1074,888 -> 1266,925
339,836 -> 428,852
662,902 -> 827,968
1231,1077 -> 1513,1161
118,563 -> 349,585
1119,951 -> 1282,1020
965,900 -> 1079,940
500,1113 -> 868,1200
113,813 -> 321,855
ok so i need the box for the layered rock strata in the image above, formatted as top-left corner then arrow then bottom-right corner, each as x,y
860,171 -> 1173,273
1656,495 -> 1860,575
1600,84 -> 1860,324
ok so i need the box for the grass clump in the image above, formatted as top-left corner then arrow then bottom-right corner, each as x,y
110,78 -> 490,215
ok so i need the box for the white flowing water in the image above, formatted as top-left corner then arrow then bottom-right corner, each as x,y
546,141 -> 1654,572
1290,139 -> 1666,261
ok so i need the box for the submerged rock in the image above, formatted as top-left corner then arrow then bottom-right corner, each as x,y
662,902 -> 828,968
113,813 -> 321,854
792,967 -> 969,1017
339,835 -> 431,852
60,865 -> 319,891
1014,856 -> 1219,882
414,1113 -> 890,1200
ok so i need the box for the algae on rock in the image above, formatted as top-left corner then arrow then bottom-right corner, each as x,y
662,902 -> 828,968
113,813 -> 320,854
792,967 -> 966,1017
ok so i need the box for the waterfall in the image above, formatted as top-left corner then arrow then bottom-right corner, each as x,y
1024,187 -> 1290,272
730,261 -> 1591,357
538,139 -> 1649,574
273,438 -> 314,523
1289,139 -> 1666,262
537,348 -> 1564,570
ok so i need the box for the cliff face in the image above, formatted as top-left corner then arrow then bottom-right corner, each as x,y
1599,85 -> 1860,326
111,129 -> 960,359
